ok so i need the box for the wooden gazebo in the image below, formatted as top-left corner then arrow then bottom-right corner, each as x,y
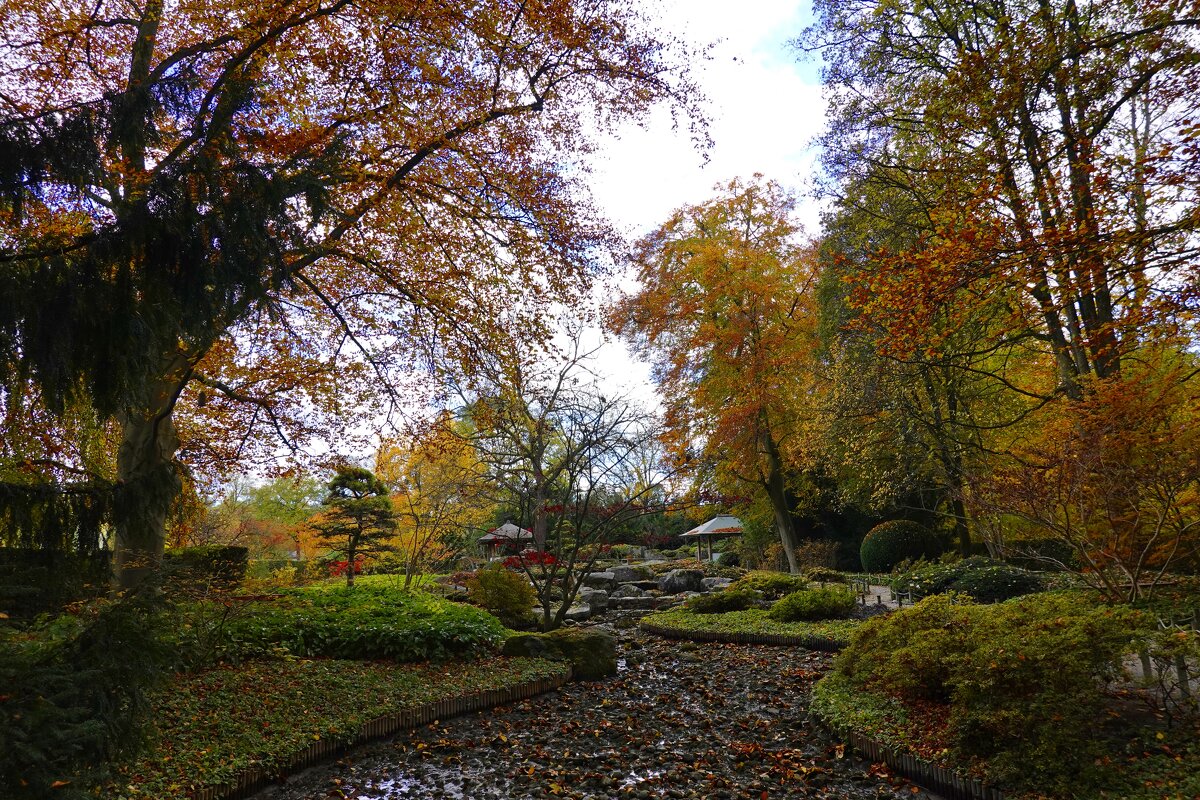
478,522 -> 534,559
680,515 -> 743,561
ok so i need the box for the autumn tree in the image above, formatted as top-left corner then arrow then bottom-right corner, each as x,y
459,330 -> 668,629
0,0 -> 699,588
802,0 -> 1200,577
975,354 -> 1200,602
610,177 -> 822,573
311,466 -> 396,587
801,0 -> 1200,394
375,412 -> 495,587
815,182 -> 1056,555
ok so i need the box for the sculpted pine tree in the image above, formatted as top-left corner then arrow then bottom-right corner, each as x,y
0,0 -> 698,586
312,467 -> 396,588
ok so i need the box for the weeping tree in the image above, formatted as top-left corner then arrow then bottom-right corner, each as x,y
0,0 -> 697,587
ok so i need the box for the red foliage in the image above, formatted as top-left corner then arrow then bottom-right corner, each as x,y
327,557 -> 366,577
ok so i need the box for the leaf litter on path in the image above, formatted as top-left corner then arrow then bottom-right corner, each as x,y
253,620 -> 936,800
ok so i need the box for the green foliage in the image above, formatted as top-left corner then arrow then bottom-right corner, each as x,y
210,585 -> 506,663
834,592 -> 1146,792
0,589 -> 171,799
730,570 -> 808,599
803,566 -> 849,584
684,587 -> 761,614
466,563 -> 537,629
108,656 -> 571,800
768,585 -> 856,622
163,545 -> 249,590
890,556 -> 1045,603
859,520 -> 944,573
643,606 -> 861,647
313,467 -> 397,586
0,547 -> 110,619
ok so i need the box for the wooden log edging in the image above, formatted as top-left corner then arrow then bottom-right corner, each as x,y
638,621 -> 847,652
811,712 -> 1006,800
190,670 -> 571,800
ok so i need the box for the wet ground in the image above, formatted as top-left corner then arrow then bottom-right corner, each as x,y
254,615 -> 933,800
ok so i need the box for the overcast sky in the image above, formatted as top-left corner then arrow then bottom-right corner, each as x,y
582,0 -> 826,401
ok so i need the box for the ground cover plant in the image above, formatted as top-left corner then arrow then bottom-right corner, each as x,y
643,606 -> 860,648
179,584 -> 507,665
819,592 -> 1150,795
106,657 -> 571,800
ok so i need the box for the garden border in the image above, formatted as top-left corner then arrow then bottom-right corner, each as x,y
191,670 -> 571,800
811,712 -> 1006,800
638,620 -> 846,652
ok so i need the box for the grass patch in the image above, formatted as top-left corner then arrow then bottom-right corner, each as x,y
642,607 -> 861,646
107,656 -> 570,800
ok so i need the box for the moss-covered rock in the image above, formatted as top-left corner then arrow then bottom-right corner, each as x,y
501,628 -> 618,681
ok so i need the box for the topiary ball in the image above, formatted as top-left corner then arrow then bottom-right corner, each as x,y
859,520 -> 944,573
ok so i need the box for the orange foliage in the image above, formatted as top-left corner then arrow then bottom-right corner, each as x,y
976,354 -> 1200,601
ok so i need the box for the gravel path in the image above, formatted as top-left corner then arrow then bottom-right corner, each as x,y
254,618 -> 933,800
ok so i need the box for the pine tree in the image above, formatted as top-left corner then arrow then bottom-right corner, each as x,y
311,467 -> 396,588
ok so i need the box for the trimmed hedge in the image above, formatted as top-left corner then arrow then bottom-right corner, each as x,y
859,520 -> 943,574
164,546 -> 249,590
0,547 -> 111,618
466,563 -> 537,629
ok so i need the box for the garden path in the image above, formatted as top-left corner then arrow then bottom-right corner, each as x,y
253,618 -> 935,800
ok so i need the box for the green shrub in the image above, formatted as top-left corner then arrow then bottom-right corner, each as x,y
0,589 -> 171,799
211,585 -> 506,663
833,592 -> 1146,792
466,563 -> 537,629
730,570 -> 808,599
685,588 -> 761,614
0,547 -> 111,619
859,520 -> 944,573
803,566 -> 848,584
891,556 -> 1045,603
768,585 -> 857,622
164,546 -> 249,590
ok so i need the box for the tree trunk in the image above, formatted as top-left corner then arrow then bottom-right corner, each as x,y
114,404 -> 181,590
761,429 -> 800,573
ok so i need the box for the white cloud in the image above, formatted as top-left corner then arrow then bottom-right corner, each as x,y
585,0 -> 825,396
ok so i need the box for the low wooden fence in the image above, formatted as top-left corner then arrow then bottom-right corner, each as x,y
813,715 -> 1006,800
190,672 -> 570,800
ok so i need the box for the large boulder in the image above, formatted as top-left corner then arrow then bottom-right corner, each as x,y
610,564 -> 652,583
658,569 -> 705,595
610,583 -> 646,599
501,628 -> 618,681
581,571 -> 617,590
578,587 -> 609,612
701,577 -> 734,591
